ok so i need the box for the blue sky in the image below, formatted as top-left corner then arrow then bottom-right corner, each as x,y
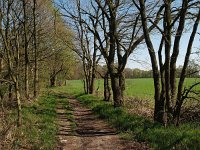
126,27 -> 200,70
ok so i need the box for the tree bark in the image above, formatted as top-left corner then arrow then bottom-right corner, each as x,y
0,92 -> 4,113
139,0 -> 162,123
15,79 -> 22,127
119,71 -> 125,99
50,75 -> 56,87
23,0 -> 29,99
89,71 -> 95,94
170,0 -> 188,108
164,0 -> 173,113
33,0 -> 39,98
89,37 -> 97,94
110,73 -> 124,107
8,84 -> 12,101
104,72 -> 111,101
83,79 -> 87,94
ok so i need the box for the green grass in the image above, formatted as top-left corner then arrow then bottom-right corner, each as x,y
9,93 -> 70,150
125,78 -> 154,100
61,78 -> 200,101
52,80 -> 84,97
18,94 -> 58,149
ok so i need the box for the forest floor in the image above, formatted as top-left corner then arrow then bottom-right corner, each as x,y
55,96 -> 149,150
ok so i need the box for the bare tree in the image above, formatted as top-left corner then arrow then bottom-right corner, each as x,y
84,0 -> 161,107
136,0 -> 200,125
56,0 -> 101,94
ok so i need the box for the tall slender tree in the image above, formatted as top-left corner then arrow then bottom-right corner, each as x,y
33,0 -> 39,98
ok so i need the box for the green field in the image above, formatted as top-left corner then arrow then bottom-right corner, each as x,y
64,78 -> 200,101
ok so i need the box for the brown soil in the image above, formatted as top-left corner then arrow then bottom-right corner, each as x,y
55,98 -> 149,150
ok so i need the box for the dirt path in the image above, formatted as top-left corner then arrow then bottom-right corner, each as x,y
56,98 -> 149,150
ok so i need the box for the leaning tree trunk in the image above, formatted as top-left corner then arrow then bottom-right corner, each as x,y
104,72 -> 111,101
139,0 -> 162,123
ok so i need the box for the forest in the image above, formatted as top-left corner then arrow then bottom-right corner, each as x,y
0,0 -> 200,149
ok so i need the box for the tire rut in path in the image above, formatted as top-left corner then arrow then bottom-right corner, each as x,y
56,98 -> 149,150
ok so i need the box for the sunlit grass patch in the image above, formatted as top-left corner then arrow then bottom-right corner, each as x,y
6,93 -> 69,150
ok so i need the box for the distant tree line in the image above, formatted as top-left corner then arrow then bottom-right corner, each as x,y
124,62 -> 200,79
70,61 -> 200,79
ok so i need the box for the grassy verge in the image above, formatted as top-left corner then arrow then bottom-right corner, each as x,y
77,94 -> 200,150
17,94 -> 58,149
2,93 -> 70,150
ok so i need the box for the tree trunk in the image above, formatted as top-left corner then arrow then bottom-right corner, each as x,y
89,75 -> 95,94
89,70 -> 95,94
23,0 -> 29,99
170,0 -> 188,113
85,76 -> 89,94
158,37 -> 166,125
8,84 -> 12,101
50,75 -> 56,87
110,73 -> 124,107
89,37 -> 97,94
25,62 -> 29,98
83,80 -> 87,94
0,57 -> 2,73
164,0 -> 173,114
15,80 -> 22,127
33,58 -> 39,97
82,59 -> 90,94
173,100 -> 183,126
104,73 -> 111,101
139,0 -> 162,123
33,0 -> 39,98
153,77 -> 163,123
0,94 -> 4,113
119,71 -> 125,98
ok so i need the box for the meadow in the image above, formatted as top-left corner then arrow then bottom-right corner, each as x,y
64,78 -> 200,101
